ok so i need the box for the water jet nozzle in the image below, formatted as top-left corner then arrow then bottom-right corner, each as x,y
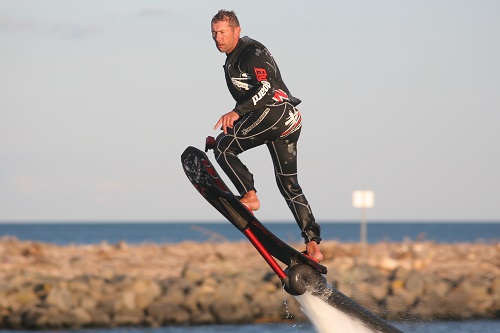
283,264 -> 324,296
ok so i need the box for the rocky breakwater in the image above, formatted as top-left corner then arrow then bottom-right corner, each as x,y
0,236 -> 499,329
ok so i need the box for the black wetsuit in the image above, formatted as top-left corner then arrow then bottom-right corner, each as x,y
214,36 -> 321,244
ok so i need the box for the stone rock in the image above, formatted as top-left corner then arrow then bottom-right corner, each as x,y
96,295 -> 119,316
189,306 -> 216,325
78,294 -> 97,311
86,308 -> 111,326
45,288 -> 73,311
0,238 -> 498,328
113,308 -> 145,326
492,276 -> 500,295
132,280 -> 162,310
384,295 -> 409,320
68,278 -> 90,293
355,293 -> 380,316
404,270 -> 425,296
379,257 -> 400,271
369,280 -> 390,301
5,289 -> 39,313
101,266 -> 115,280
87,277 -> 105,293
120,290 -> 136,311
182,264 -> 205,284
70,307 -> 92,326
3,310 -> 23,329
210,301 -> 249,324
22,304 -> 60,329
411,295 -> 437,320
146,299 -> 190,325
251,288 -> 282,320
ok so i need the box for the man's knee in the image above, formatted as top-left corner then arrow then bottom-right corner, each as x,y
215,135 -> 243,157
278,175 -> 303,197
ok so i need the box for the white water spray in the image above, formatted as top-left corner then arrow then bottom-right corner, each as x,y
284,264 -> 402,333
295,292 -> 381,333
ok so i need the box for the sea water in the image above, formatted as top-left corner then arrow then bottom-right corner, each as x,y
0,222 -> 498,245
2,320 -> 500,333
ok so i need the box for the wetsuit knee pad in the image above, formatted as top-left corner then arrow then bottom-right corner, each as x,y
277,175 -> 303,198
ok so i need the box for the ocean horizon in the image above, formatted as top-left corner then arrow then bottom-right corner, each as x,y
2,219 -> 499,223
0,221 -> 498,246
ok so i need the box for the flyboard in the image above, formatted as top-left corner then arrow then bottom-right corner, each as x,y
181,145 -> 404,333
181,146 -> 327,289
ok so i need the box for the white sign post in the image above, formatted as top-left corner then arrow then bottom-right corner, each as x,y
352,190 -> 374,258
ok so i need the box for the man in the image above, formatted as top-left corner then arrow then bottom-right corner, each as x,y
209,10 -> 323,262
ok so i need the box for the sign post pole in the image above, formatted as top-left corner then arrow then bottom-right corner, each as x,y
352,190 -> 375,259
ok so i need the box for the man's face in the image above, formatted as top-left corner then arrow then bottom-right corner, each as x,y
211,19 -> 240,54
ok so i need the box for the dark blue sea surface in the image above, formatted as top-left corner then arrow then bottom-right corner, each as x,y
1,319 -> 499,333
0,221 -> 498,245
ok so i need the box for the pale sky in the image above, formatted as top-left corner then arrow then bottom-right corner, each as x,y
1,0 -> 499,222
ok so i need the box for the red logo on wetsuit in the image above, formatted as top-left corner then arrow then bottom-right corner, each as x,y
254,68 -> 268,82
272,89 -> 289,102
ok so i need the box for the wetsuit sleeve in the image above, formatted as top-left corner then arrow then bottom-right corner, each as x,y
233,45 -> 278,116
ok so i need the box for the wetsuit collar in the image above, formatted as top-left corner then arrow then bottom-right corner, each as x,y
226,38 -> 242,57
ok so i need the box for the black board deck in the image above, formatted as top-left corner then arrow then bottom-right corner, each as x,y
181,146 -> 327,275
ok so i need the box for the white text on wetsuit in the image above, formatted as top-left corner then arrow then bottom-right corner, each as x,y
252,81 -> 271,105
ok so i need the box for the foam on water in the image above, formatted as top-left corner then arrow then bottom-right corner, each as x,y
295,292 -> 377,333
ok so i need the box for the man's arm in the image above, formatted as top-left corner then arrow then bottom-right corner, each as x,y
233,45 -> 278,116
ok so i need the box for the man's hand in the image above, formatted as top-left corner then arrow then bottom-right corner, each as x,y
214,110 -> 240,134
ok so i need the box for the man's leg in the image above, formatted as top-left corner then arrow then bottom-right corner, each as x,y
213,115 -> 267,210
266,139 -> 323,261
